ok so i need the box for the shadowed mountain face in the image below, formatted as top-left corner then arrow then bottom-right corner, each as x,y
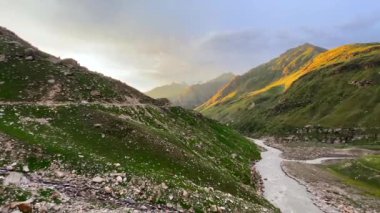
0,26 -> 277,212
146,73 -> 235,109
198,43 -> 380,144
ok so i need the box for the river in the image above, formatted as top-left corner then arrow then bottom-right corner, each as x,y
252,139 -> 323,213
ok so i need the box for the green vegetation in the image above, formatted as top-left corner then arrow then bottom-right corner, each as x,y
0,26 -> 276,211
326,155 -> 380,197
199,43 -> 380,144
197,43 -> 326,110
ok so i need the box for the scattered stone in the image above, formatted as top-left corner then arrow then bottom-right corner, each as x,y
3,172 -> 25,186
90,90 -> 101,97
59,58 -> 79,68
104,186 -> 112,193
210,205 -> 218,212
25,56 -> 34,61
161,182 -> 168,189
92,176 -> 104,183
54,170 -> 65,178
22,165 -> 29,173
116,176 -> 123,183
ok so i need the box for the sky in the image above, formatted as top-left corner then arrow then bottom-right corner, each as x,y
0,1 -> 379,91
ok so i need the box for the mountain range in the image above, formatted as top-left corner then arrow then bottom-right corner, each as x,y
198,43 -> 380,145
146,73 -> 235,109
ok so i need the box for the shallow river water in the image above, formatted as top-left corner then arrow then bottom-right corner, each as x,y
252,139 -> 323,213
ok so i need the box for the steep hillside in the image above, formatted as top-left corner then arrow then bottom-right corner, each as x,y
200,43 -> 380,145
147,73 -> 235,109
0,27 -> 276,212
145,82 -> 188,99
197,44 -> 326,110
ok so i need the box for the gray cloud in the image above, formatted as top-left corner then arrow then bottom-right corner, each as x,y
0,0 -> 379,91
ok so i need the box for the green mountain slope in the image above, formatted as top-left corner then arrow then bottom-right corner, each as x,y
197,43 -> 326,111
146,73 -> 235,109
200,43 -> 380,145
0,27 -> 276,212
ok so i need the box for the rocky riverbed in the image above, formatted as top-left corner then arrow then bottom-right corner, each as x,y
257,137 -> 380,213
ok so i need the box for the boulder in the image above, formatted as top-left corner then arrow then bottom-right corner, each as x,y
3,172 -> 26,186
59,58 -> 79,68
0,54 -> 6,62
90,90 -> 101,97
25,56 -> 34,61
24,48 -> 37,57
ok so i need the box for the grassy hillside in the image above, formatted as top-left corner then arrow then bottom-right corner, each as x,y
0,26 -> 276,212
200,43 -> 380,145
197,43 -> 326,110
146,73 -> 234,109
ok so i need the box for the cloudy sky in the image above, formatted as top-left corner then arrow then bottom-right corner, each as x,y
0,1 -> 379,91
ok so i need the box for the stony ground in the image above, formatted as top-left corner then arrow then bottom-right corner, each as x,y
0,133 -> 181,213
263,137 -> 379,160
282,161 -> 379,213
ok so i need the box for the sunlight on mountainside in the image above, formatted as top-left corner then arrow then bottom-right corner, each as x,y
247,43 -> 380,98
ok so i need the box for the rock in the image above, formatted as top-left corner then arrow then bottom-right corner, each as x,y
210,205 -> 218,212
116,176 -> 123,183
114,163 -> 121,167
3,172 -> 25,186
92,176 -> 104,183
24,48 -> 37,57
54,170 -> 65,178
161,182 -> 168,189
22,165 -> 29,173
104,186 -> 112,193
0,54 -> 6,62
182,190 -> 189,198
90,90 -> 101,97
125,198 -> 136,204
25,56 -> 34,61
17,203 -> 32,213
47,79 -> 55,84
59,58 -> 79,68
94,124 -> 102,128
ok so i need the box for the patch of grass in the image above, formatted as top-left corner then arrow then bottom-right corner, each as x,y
27,156 -> 51,171
326,155 -> 380,197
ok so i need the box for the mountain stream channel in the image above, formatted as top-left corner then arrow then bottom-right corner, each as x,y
252,139 -> 350,213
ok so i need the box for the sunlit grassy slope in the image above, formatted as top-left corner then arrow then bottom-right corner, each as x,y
199,43 -> 380,141
197,43 -> 326,110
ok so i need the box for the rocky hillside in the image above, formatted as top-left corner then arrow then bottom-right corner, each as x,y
0,27 -> 277,212
197,43 -> 326,110
146,73 -> 235,109
199,43 -> 380,145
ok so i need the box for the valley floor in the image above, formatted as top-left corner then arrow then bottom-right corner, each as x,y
262,138 -> 380,213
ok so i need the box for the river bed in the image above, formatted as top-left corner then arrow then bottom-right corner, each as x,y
252,139 -> 323,213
